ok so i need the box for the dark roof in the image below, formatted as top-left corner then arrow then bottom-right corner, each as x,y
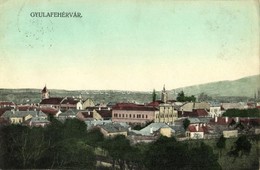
188,125 -> 204,132
17,105 -> 38,111
178,109 -> 209,117
209,117 -> 233,125
0,101 -> 16,106
42,86 -> 47,93
96,109 -> 112,118
146,100 -> 164,107
193,109 -> 209,117
40,97 -> 64,105
0,107 -> 12,117
113,103 -> 158,111
61,98 -> 80,105
80,111 -> 94,118
41,107 -> 59,115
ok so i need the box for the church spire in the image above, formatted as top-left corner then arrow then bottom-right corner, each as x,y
161,85 -> 168,103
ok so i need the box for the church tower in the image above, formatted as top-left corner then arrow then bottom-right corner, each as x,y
41,85 -> 50,100
161,85 -> 168,103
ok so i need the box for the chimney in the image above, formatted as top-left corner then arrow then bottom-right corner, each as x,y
150,127 -> 153,134
225,117 -> 228,123
195,125 -> 199,132
215,116 -> 218,123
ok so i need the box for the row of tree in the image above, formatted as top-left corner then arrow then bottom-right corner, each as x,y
223,108 -> 260,117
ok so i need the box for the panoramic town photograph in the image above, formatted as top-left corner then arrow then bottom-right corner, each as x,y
0,0 -> 259,169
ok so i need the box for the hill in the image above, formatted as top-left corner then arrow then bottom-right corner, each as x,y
172,74 -> 260,98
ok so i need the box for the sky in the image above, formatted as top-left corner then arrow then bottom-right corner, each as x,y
0,0 -> 259,91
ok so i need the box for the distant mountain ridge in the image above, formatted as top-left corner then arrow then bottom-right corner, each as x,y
0,75 -> 259,104
172,74 -> 260,98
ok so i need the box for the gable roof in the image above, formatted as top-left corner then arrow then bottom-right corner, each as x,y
187,125 -> 205,132
95,109 -> 112,118
2,110 -> 47,118
41,107 -> 59,115
59,109 -> 77,116
61,98 -> 81,105
40,97 -> 64,105
132,123 -> 174,136
98,123 -> 128,133
0,101 -> 16,106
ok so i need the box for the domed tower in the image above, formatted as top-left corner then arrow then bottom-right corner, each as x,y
161,85 -> 168,103
41,85 -> 49,99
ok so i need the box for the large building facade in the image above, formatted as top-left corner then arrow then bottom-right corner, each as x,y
154,86 -> 178,124
112,103 -> 158,125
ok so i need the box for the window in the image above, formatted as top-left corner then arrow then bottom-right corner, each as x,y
126,114 -> 128,118
133,114 -> 135,118
142,115 -> 144,118
129,114 -> 131,118
146,115 -> 148,118
122,114 -> 124,118
119,114 -> 121,118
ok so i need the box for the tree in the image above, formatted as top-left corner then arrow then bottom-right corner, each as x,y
189,142 -> 221,170
198,92 -> 212,102
177,91 -> 186,102
102,135 -> 132,170
183,118 -> 190,130
228,135 -> 252,162
177,91 -> 196,102
216,135 -> 226,157
86,128 -> 104,148
152,89 -> 157,102
145,136 -> 190,170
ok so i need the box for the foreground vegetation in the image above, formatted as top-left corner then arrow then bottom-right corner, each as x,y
0,118 -> 259,169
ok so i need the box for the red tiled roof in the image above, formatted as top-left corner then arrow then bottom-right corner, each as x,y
40,97 -> 64,105
0,101 -> 16,106
113,103 -> 158,111
41,107 -> 59,115
17,105 -> 38,111
146,100 -> 163,107
178,109 -> 209,117
194,109 -> 209,117
188,125 -> 204,132
209,117 -> 233,125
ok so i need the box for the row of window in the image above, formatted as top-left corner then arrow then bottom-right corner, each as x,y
114,113 -> 148,119
155,114 -> 177,118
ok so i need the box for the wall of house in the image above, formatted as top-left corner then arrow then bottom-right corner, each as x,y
190,132 -> 204,139
155,105 -> 178,123
99,128 -> 127,137
223,130 -> 238,138
160,127 -> 172,137
112,110 -> 155,124
209,106 -> 222,118
82,99 -> 95,109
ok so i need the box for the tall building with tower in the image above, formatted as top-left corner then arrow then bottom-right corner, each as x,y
41,85 -> 50,100
161,85 -> 168,103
